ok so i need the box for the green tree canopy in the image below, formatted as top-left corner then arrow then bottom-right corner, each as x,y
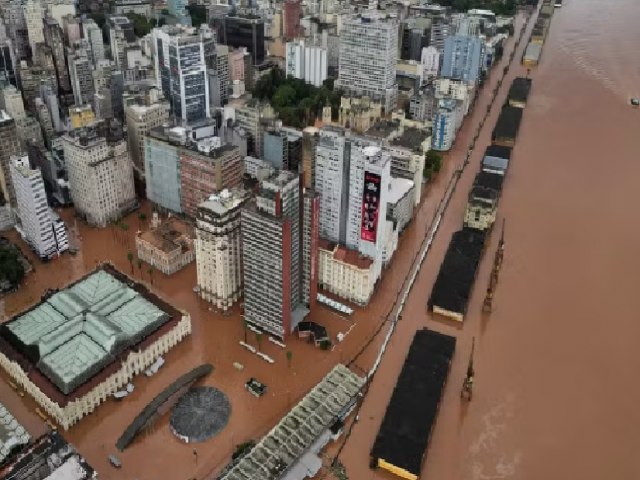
0,245 -> 25,286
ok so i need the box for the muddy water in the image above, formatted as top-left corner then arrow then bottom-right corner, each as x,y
338,1 -> 640,480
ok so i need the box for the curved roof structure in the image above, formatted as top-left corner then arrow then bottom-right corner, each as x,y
169,386 -> 230,443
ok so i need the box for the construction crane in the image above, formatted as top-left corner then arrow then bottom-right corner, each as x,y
483,219 -> 506,313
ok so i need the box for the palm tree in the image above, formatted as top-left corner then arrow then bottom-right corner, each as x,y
255,332 -> 263,353
138,212 -> 147,230
286,350 -> 293,369
127,251 -> 134,274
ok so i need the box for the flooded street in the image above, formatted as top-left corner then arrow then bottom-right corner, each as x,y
339,1 -> 640,479
1,1 -> 639,479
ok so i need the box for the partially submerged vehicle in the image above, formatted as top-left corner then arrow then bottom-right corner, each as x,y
245,378 -> 267,397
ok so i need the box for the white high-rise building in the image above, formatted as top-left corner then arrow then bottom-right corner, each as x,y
10,155 -> 68,258
23,0 -> 45,54
421,46 -> 440,80
62,129 -> 136,227
83,19 -> 105,64
0,85 -> 25,120
286,40 -> 328,87
337,12 -> 398,112
195,189 -> 248,311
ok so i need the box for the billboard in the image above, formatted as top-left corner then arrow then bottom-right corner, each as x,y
360,171 -> 381,243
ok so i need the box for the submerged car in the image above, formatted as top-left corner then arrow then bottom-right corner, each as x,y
245,378 -> 267,397
631,98 -> 639,106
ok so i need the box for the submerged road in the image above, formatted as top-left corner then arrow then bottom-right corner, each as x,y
338,1 -> 640,479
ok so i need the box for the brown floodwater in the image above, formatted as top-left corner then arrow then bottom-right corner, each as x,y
1,2 -> 639,479
337,1 -> 640,480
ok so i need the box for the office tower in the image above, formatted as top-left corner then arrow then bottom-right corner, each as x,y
23,0 -> 45,54
432,98 -> 458,151
441,35 -> 484,85
26,141 -> 71,206
92,61 -> 125,121
62,14 -> 82,46
34,98 -> 55,147
125,97 -> 171,175
215,15 -> 265,65
337,12 -> 398,112
429,18 -> 450,54
263,129 -> 302,171
43,19 -> 71,92
284,0 -> 302,40
2,1 -> 29,60
168,0 -> 190,25
209,44 -> 230,108
10,155 -> 69,259
108,16 -> 135,68
62,127 -> 136,227
235,100 -> 277,158
153,25 -> 210,124
302,126 -> 319,189
0,85 -> 25,120
0,111 -> 21,207
68,49 -> 95,106
195,188 -> 248,311
40,84 -> 63,132
0,40 -> 18,86
400,18 -> 431,62
242,171 -> 317,338
145,126 -> 183,214
179,143 -> 243,217
46,0 -> 76,27
83,19 -> 106,64
19,64 -> 57,111
285,40 -> 328,87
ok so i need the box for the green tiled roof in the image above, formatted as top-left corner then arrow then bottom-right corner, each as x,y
7,270 -> 170,395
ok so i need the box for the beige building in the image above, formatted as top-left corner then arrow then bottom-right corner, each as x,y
0,265 -> 192,430
125,93 -> 170,174
338,96 -> 383,133
136,216 -> 195,275
318,239 -> 376,306
195,189 -> 248,311
62,128 -> 136,227
69,104 -> 95,129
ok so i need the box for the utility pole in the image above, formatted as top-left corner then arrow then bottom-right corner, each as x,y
461,337 -> 475,401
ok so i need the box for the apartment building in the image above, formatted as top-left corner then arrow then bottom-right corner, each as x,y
62,127 -> 136,227
195,189 -> 248,311
0,111 -> 21,207
125,95 -> 170,174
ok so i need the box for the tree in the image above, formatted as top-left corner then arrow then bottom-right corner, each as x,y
0,245 -> 25,287
127,251 -> 134,274
286,350 -> 293,369
255,332 -> 263,352
138,212 -> 147,229
424,150 -> 443,179
126,13 -> 154,37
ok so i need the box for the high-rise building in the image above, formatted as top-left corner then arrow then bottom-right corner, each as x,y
242,171 -> 317,338
108,16 -> 135,68
429,18 -> 450,54
337,12 -> 398,112
215,15 -> 265,65
195,188 -> 248,311
421,46 -> 440,79
284,0 -> 302,40
0,85 -> 25,121
125,95 -> 170,174
302,126 -> 319,189
62,14 -> 81,45
431,98 -> 459,151
441,35 -> 484,85
43,18 -> 71,93
68,49 -> 95,106
19,64 -> 57,112
285,40 -> 328,87
153,25 -> 211,124
62,127 -> 136,227
0,40 -> 18,87
179,143 -> 243,217
23,0 -> 45,54
10,155 -> 69,259
82,18 -> 106,64
263,128 -> 302,172
2,1 -> 29,61
209,44 -> 230,108
234,100 -> 277,158
167,0 -> 190,25
0,111 -> 21,207
145,125 -> 183,214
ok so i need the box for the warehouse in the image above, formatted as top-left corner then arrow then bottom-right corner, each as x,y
370,329 -> 456,480
428,228 -> 487,321
523,42 -> 542,67
0,264 -> 192,430
507,78 -> 533,108
492,106 -> 524,147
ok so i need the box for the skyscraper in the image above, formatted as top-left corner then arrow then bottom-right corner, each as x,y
0,111 -> 21,207
153,25 -> 211,124
68,48 -> 95,106
44,18 -> 71,93
242,171 -> 317,338
125,96 -> 170,175
82,18 -> 105,64
337,12 -> 398,112
23,0 -> 45,54
215,15 -> 265,65
10,155 -> 69,259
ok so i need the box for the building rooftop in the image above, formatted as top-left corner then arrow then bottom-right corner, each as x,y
371,329 -> 455,478
319,239 -> 374,269
137,217 -> 194,255
387,177 -> 415,205
474,170 -> 504,194
198,189 -> 248,217
366,120 -> 400,141
220,365 -> 365,480
0,431 -> 95,480
0,265 -> 181,403
482,155 -> 509,173
391,127 -> 430,151
428,228 -> 487,316
484,144 -> 512,160
0,403 -> 30,465
508,77 -> 532,105
492,105 -> 523,141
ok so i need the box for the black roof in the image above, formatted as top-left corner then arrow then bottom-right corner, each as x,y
428,229 -> 487,315
474,171 -> 504,193
485,144 -> 512,161
509,78 -> 532,104
492,106 -> 523,141
370,329 -> 456,476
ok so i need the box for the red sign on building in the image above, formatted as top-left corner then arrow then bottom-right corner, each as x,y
360,172 -> 381,243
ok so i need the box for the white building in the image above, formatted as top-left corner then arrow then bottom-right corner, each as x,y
0,85 -> 25,120
9,155 -> 68,259
62,129 -> 136,227
195,189 -> 248,311
23,0 -> 45,54
421,46 -> 440,80
83,19 -> 105,64
285,40 -> 328,87
337,12 -> 398,112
